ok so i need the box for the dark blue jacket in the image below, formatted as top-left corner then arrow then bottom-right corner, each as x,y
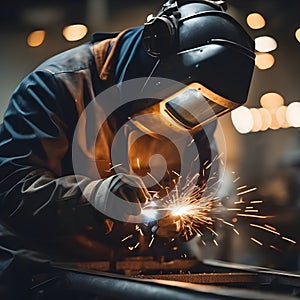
0,26 -> 217,298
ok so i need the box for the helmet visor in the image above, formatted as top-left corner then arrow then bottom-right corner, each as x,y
161,82 -> 238,132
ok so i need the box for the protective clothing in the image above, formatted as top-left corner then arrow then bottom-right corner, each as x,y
0,26 -> 216,298
90,173 -> 150,221
0,1 -> 255,297
140,0 -> 255,131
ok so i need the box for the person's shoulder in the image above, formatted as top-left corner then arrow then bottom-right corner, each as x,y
91,32 -> 119,43
36,42 -> 95,75
91,27 -> 144,43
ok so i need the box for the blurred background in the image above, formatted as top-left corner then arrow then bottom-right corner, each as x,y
0,0 -> 300,271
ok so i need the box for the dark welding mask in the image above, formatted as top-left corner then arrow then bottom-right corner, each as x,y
134,0 -> 255,134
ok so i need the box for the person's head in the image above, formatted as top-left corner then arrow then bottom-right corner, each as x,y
137,0 -> 255,130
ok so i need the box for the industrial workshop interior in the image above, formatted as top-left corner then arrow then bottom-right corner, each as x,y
0,0 -> 300,299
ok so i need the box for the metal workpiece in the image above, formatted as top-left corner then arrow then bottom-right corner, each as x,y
48,257 -> 300,299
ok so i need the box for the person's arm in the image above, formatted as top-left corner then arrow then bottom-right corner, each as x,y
0,69 -> 148,248
0,70 -> 100,236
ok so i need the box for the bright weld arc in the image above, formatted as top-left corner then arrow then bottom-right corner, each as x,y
121,153 -> 297,251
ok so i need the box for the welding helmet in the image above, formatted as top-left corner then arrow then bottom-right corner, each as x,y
136,0 -> 255,132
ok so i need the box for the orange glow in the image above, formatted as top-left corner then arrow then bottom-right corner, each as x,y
258,108 -> 272,131
62,24 -> 88,41
255,52 -> 275,70
250,108 -> 262,132
275,106 -> 290,128
269,111 -> 281,130
246,13 -> 266,30
27,30 -> 46,47
260,92 -> 284,109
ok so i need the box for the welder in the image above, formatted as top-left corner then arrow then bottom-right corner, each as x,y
0,0 -> 255,298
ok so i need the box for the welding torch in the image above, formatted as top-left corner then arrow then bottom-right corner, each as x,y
140,203 -> 183,238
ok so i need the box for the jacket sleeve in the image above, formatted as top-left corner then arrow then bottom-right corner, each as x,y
0,69 -> 110,241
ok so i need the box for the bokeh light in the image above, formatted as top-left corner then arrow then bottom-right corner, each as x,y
27,30 -> 46,47
260,92 -> 284,110
62,24 -> 88,41
231,106 -> 253,134
286,102 -> 300,127
255,52 -> 275,70
255,36 -> 277,52
250,108 -> 263,132
295,28 -> 300,43
246,13 -> 266,30
258,108 -> 272,131
275,106 -> 290,128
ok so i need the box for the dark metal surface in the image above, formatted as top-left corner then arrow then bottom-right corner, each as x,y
134,272 -> 257,284
51,257 -> 300,299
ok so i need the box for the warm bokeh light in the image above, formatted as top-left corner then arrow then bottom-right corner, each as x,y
62,24 -> 88,41
260,92 -> 284,110
255,52 -> 275,70
233,103 -> 298,133
246,13 -> 266,30
286,102 -> 300,127
255,36 -> 277,52
258,108 -> 272,131
275,106 -> 290,128
269,111 -> 281,130
295,28 -> 300,43
27,30 -> 46,47
250,108 -> 263,132
231,106 -> 253,134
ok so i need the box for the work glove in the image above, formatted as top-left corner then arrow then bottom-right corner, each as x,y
142,207 -> 184,239
155,214 -> 183,238
90,173 -> 150,222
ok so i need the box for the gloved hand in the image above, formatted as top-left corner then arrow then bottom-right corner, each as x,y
155,214 -> 183,238
90,173 -> 150,222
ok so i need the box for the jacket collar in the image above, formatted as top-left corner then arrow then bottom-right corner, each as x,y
92,30 -> 129,82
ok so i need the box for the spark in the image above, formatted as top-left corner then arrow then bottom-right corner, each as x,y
270,245 -> 281,252
233,176 -> 240,183
233,228 -> 240,235
146,171 -> 164,189
217,218 -> 235,227
281,237 -> 296,244
187,138 -> 195,147
140,160 -> 238,244
148,235 -> 155,247
250,200 -> 263,204
237,185 -> 247,190
135,225 -> 144,236
244,210 -> 259,213
234,198 -> 245,204
251,237 -> 263,246
250,223 -> 280,236
120,153 -> 297,256
264,224 -> 277,231
108,163 -> 123,171
128,242 -> 140,251
237,187 -> 257,196
236,213 -> 268,219
136,158 -> 140,169
121,234 -> 133,242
